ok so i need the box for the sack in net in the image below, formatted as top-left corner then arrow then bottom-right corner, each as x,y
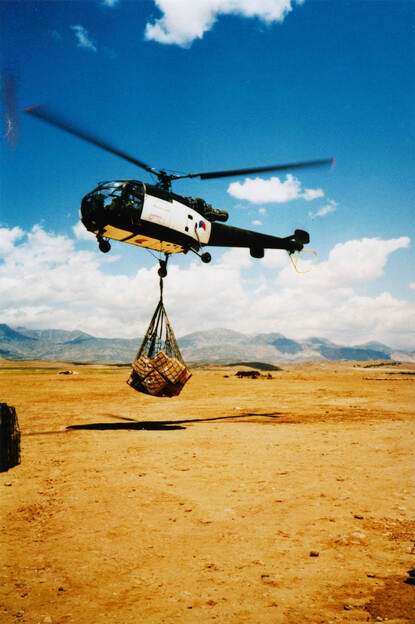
127,297 -> 191,397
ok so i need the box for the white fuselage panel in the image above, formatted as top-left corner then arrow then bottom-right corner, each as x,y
141,194 -> 211,245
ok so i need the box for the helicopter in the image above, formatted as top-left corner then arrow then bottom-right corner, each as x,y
24,105 -> 334,277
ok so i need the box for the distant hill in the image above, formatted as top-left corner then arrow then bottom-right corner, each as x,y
0,323 -> 138,363
0,324 -> 413,363
177,328 -> 414,363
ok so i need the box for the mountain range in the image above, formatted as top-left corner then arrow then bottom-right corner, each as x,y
0,324 -> 413,364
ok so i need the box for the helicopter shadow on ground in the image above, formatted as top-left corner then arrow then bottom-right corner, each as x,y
66,412 -> 283,432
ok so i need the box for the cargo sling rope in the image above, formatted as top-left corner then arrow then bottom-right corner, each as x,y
135,257 -> 184,364
127,254 -> 191,396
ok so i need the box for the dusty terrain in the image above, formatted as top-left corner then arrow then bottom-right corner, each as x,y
1,360 -> 414,624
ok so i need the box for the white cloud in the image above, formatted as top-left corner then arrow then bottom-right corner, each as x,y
1,226 -> 414,350
102,0 -> 119,6
145,0 -> 304,47
303,187 -> 324,201
72,221 -> 96,241
277,236 -> 410,290
259,249 -> 289,270
252,219 -> 262,226
70,25 -> 97,52
228,174 -> 324,204
309,199 -> 337,219
0,226 -> 24,255
410,282 -> 415,290
219,247 -> 253,269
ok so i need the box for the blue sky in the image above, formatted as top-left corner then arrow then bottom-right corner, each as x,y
1,0 -> 414,350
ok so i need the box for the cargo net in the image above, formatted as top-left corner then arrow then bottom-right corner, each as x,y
127,282 -> 191,397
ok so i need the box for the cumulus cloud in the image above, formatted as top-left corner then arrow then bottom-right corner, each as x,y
72,221 -> 96,241
276,236 -> 410,290
0,226 -> 253,338
303,188 -> 325,201
0,225 -> 153,337
0,226 -> 24,255
259,249 -> 289,270
145,0 -> 304,47
70,25 -> 97,52
1,226 -> 414,349
228,174 -> 324,204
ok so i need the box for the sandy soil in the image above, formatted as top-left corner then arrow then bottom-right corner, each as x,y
1,360 -> 414,624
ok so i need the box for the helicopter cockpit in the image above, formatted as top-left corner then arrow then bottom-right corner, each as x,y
81,180 -> 145,232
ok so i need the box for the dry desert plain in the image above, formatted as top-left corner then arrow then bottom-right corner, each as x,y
1,360 -> 414,624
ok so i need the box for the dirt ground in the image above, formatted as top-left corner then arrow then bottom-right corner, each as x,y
1,360 -> 414,624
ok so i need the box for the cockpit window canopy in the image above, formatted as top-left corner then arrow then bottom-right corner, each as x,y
81,180 -> 145,230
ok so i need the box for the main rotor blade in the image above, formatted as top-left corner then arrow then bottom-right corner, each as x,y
23,105 -> 154,174
177,158 -> 335,181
